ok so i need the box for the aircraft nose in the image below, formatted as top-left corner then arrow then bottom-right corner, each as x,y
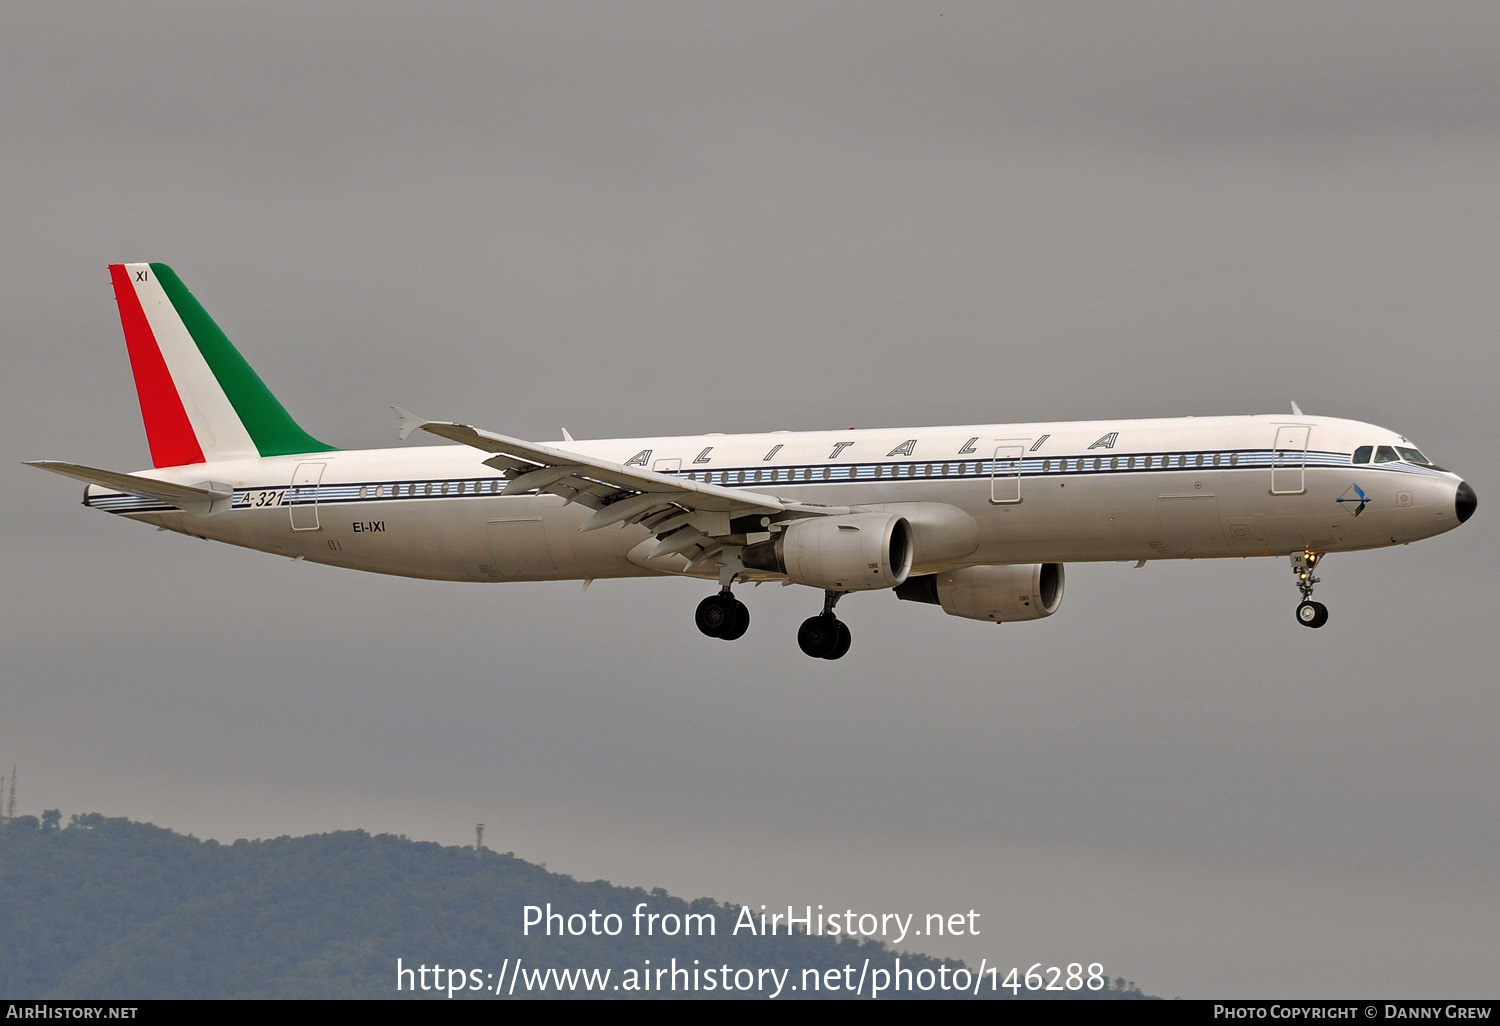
1456,480 -> 1477,524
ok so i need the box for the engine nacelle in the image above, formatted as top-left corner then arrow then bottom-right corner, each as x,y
743,513 -> 913,591
894,563 -> 1065,622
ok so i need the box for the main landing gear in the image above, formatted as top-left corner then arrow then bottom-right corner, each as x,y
1291,550 -> 1329,629
797,591 -> 852,660
695,585 -> 852,659
696,590 -> 750,641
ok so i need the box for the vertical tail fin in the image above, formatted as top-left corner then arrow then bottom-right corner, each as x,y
110,263 -> 336,467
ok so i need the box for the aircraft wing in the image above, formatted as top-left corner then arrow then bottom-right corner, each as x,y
394,410 -> 845,546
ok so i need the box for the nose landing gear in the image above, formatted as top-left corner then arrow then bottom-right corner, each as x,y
1291,550 -> 1329,629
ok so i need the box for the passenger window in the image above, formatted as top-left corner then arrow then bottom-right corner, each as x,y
1352,446 -> 1372,464
1229,454 -> 1238,466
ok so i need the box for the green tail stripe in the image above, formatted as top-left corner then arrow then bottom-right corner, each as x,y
151,264 -> 337,457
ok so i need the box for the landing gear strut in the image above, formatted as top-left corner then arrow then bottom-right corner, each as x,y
1291,550 -> 1329,629
798,591 -> 852,660
696,589 -> 750,641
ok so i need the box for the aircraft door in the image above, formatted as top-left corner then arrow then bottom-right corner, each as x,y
990,443 -> 1025,504
289,462 -> 326,531
1271,426 -> 1311,495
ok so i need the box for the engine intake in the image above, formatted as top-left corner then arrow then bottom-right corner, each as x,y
743,513 -> 913,591
895,563 -> 1065,622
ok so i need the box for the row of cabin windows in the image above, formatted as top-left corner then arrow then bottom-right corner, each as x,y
690,454 -> 1243,485
357,479 -> 508,499
688,462 -> 1008,484
346,452 -> 1251,498
1041,452 -> 1237,472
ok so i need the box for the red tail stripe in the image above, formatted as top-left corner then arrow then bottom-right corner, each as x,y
110,264 -> 205,467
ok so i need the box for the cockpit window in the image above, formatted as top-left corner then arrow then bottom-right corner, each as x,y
1395,447 -> 1430,465
1374,445 -> 1400,463
1352,445 -> 1372,464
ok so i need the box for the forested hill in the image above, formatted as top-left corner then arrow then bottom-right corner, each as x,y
0,813 -> 1151,1000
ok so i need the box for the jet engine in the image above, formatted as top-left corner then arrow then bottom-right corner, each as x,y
743,513 -> 913,591
894,563 -> 1065,622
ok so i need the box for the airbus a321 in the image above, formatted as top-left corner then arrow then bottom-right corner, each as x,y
29,264 -> 1477,659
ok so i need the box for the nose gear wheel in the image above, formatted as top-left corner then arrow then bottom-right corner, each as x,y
1290,551 -> 1330,629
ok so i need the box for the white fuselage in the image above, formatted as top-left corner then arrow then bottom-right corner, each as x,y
86,414 -> 1468,584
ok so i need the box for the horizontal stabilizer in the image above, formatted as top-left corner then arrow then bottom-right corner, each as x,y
25,461 -> 234,517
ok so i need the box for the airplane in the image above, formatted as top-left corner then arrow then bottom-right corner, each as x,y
28,263 -> 1477,659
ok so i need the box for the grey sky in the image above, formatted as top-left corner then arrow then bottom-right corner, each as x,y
4,2 -> 1496,998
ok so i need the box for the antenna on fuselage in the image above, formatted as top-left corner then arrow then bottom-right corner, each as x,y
1290,401 -> 1303,416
